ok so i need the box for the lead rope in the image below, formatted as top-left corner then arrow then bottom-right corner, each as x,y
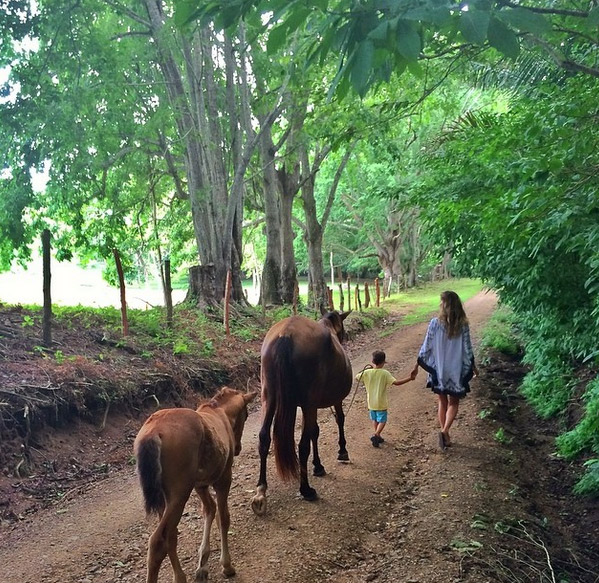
332,363 -> 372,419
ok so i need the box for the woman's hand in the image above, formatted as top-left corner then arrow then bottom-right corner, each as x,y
410,364 -> 419,380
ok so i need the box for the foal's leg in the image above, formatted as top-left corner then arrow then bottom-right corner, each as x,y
298,407 -> 318,501
311,421 -> 326,476
147,497 -> 189,583
193,486 -> 215,583
214,476 -> 235,578
251,393 -> 275,516
333,402 -> 349,462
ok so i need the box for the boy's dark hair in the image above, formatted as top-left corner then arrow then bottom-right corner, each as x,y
372,350 -> 386,365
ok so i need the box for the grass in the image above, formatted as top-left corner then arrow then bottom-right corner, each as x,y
8,278 -> 486,357
344,278 -> 485,338
479,304 -> 521,357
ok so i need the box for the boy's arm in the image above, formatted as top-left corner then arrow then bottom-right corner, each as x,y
392,376 -> 413,386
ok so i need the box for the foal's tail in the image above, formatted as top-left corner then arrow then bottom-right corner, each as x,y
135,435 -> 166,516
269,335 -> 299,481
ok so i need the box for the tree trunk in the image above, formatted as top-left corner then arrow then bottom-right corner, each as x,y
259,124 -> 284,305
301,174 -> 328,312
187,265 -> 218,310
299,144 -> 353,311
143,3 -> 268,307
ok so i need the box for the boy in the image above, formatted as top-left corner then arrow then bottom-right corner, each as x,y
357,350 -> 415,447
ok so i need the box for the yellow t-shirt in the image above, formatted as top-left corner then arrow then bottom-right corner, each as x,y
356,368 -> 396,410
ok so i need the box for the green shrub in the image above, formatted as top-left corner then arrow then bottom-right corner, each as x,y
519,364 -> 572,419
480,305 -> 520,356
556,378 -> 599,459
573,459 -> 599,496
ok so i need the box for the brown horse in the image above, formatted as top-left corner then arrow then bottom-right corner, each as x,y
134,387 -> 258,583
251,310 -> 352,516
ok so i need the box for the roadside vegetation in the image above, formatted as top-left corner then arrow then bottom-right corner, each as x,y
479,305 -> 599,496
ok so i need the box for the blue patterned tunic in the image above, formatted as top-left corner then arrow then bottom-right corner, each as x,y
417,317 -> 475,398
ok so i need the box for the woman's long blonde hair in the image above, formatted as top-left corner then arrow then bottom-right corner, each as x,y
439,290 -> 468,338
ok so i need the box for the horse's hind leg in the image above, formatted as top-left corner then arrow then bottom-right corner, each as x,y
194,486 -> 215,583
147,499 -> 188,583
311,421 -> 326,477
298,408 -> 318,501
333,402 -> 350,462
251,394 -> 275,516
213,477 -> 235,578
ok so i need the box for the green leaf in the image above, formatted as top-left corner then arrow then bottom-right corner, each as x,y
368,20 -> 390,43
174,0 -> 199,28
267,23 -> 289,54
497,7 -> 551,35
487,17 -> 520,59
404,5 -> 451,26
588,6 -> 599,27
396,20 -> 421,61
459,9 -> 490,45
350,40 -> 374,96
284,6 -> 312,36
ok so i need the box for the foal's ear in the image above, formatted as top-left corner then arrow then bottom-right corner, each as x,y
340,310 -> 352,320
244,391 -> 259,404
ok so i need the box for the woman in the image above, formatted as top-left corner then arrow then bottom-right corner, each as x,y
411,291 -> 478,450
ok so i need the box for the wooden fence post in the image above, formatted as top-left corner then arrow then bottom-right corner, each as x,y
112,248 -> 129,336
347,277 -> 351,311
338,283 -> 344,312
42,229 -> 52,347
293,280 -> 299,315
164,258 -> 173,328
224,269 -> 232,335
375,277 -> 381,307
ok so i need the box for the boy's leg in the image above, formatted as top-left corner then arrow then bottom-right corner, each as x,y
374,410 -> 388,443
369,411 -> 380,446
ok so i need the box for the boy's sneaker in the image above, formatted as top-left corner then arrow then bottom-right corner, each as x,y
370,435 -> 380,447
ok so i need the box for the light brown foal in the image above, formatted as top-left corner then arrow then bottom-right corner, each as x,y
134,387 -> 257,583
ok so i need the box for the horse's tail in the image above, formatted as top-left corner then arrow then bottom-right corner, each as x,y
135,434 -> 165,516
269,335 -> 299,481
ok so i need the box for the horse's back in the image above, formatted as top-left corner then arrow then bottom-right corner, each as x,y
261,315 -> 352,407
135,407 -> 232,489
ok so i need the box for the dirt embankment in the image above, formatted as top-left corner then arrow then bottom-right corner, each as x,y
0,291 -> 597,583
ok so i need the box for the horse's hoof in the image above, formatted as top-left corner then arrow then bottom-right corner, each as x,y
251,494 -> 267,516
337,451 -> 350,462
301,487 -> 318,501
194,569 -> 208,583
223,565 -> 236,578
313,465 -> 326,477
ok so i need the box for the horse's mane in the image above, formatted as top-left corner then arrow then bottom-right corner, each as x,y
202,387 -> 234,409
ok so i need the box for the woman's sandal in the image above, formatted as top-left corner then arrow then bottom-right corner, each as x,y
438,431 -> 446,451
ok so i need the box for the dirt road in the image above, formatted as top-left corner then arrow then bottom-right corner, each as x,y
1,291 -> 596,583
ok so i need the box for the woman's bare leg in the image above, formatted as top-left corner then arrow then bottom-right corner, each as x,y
441,395 -> 460,444
437,394 -> 448,430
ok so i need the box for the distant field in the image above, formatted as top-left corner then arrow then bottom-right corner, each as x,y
0,259 -> 189,309
0,257 -> 482,311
